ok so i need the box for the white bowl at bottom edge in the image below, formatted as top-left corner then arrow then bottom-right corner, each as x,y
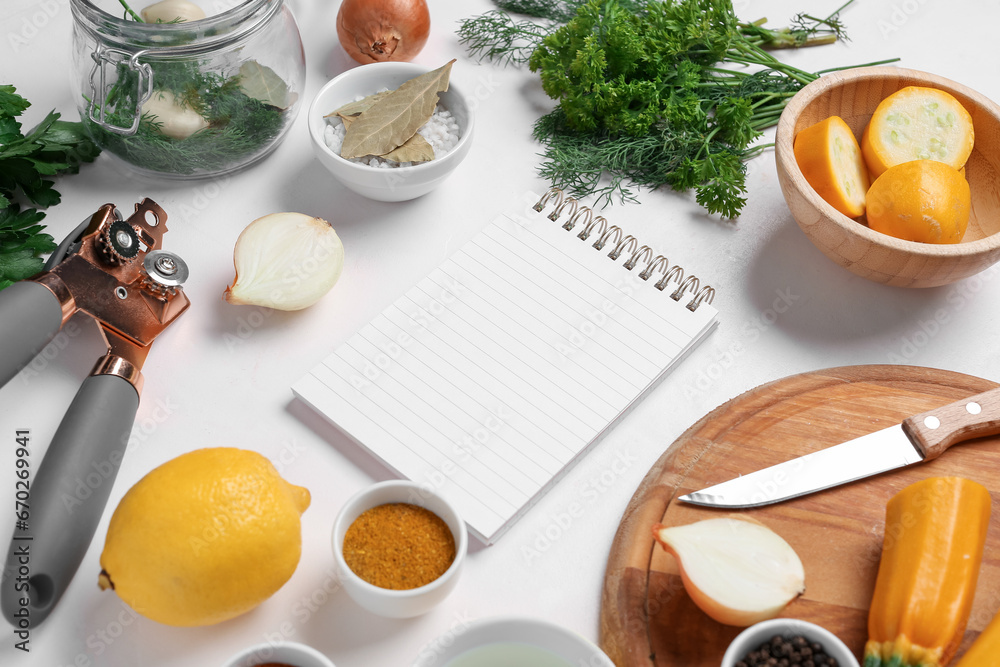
220,640 -> 335,667
411,616 -> 615,667
721,619 -> 860,667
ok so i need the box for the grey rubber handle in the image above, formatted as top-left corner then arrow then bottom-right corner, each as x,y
2,374 -> 139,628
0,281 -> 65,388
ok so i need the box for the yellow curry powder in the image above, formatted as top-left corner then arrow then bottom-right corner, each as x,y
343,503 -> 456,590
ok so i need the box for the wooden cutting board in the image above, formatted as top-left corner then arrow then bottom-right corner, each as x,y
600,365 -> 1000,666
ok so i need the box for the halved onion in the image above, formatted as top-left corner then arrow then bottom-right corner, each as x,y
652,517 -> 805,627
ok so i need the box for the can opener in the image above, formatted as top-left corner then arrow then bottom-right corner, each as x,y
0,199 -> 189,627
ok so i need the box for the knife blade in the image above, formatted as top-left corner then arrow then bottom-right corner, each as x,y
678,386 -> 1000,508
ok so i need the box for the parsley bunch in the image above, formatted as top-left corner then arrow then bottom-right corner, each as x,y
0,85 -> 99,289
459,0 -> 893,217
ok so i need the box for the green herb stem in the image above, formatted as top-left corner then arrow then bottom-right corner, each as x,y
744,142 -> 773,159
750,96 -> 795,113
117,0 -> 144,22
815,57 -> 902,74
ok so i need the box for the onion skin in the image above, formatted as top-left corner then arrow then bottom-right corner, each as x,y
337,0 -> 431,64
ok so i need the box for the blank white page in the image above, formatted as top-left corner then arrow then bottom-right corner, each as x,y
292,194 -> 719,543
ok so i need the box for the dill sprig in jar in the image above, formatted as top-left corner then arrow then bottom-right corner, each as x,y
70,0 -> 305,178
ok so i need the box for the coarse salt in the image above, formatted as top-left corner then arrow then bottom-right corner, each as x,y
323,93 -> 461,169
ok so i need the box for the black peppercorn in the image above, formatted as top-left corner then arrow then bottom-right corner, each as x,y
736,633 -> 842,667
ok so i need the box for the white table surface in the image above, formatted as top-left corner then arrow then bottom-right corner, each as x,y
2,0 -> 999,665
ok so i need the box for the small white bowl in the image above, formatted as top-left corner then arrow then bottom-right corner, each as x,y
308,62 -> 475,202
412,616 -> 615,667
331,480 -> 467,618
721,619 -> 860,667
221,640 -> 335,667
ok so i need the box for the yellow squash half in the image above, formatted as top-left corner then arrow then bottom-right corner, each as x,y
954,608 -> 1000,667
864,477 -> 991,667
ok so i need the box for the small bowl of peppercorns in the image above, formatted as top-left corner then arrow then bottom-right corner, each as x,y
721,619 -> 860,667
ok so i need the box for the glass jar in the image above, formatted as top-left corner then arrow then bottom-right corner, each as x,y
70,0 -> 305,179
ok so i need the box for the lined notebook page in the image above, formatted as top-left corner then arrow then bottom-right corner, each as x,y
293,196 -> 719,543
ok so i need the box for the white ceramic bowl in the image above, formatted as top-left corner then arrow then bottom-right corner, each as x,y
331,480 -> 467,618
307,62 -> 475,202
221,640 -> 335,667
721,619 -> 860,667
411,617 -> 615,667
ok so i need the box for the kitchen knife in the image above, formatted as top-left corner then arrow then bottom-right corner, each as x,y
678,386 -> 1000,508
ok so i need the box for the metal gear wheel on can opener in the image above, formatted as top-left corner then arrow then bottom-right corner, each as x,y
140,250 -> 189,300
99,219 -> 142,265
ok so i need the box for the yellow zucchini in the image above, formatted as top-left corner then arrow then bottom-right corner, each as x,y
864,477 -> 991,667
862,86 -> 974,179
794,115 -> 870,218
865,160 -> 970,244
954,608 -> 1000,667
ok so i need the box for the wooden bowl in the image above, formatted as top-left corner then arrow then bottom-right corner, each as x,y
775,66 -> 1000,287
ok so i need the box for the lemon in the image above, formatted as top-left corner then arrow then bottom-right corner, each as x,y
98,447 -> 310,626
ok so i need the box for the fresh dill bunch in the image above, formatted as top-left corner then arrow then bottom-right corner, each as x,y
532,90 -> 756,217
457,10 -> 556,66
458,0 -> 655,65
494,0 -> 652,20
461,0 -> 896,217
525,0 -> 791,215
462,0 -> 857,64
495,0 -> 589,21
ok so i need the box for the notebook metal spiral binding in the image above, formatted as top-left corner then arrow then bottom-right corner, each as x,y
532,188 -> 716,312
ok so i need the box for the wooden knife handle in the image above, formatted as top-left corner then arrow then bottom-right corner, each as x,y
902,386 -> 1000,460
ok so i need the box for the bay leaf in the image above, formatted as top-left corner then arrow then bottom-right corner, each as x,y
381,133 -> 435,163
325,91 -> 392,118
341,59 -> 456,159
238,61 -> 291,109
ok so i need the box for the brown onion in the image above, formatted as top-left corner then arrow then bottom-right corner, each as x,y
337,0 -> 431,64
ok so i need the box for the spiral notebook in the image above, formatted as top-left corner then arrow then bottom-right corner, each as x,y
293,190 -> 720,544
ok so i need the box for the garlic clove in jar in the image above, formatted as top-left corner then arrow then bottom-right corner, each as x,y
224,212 -> 345,311
141,90 -> 209,140
141,0 -> 206,23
